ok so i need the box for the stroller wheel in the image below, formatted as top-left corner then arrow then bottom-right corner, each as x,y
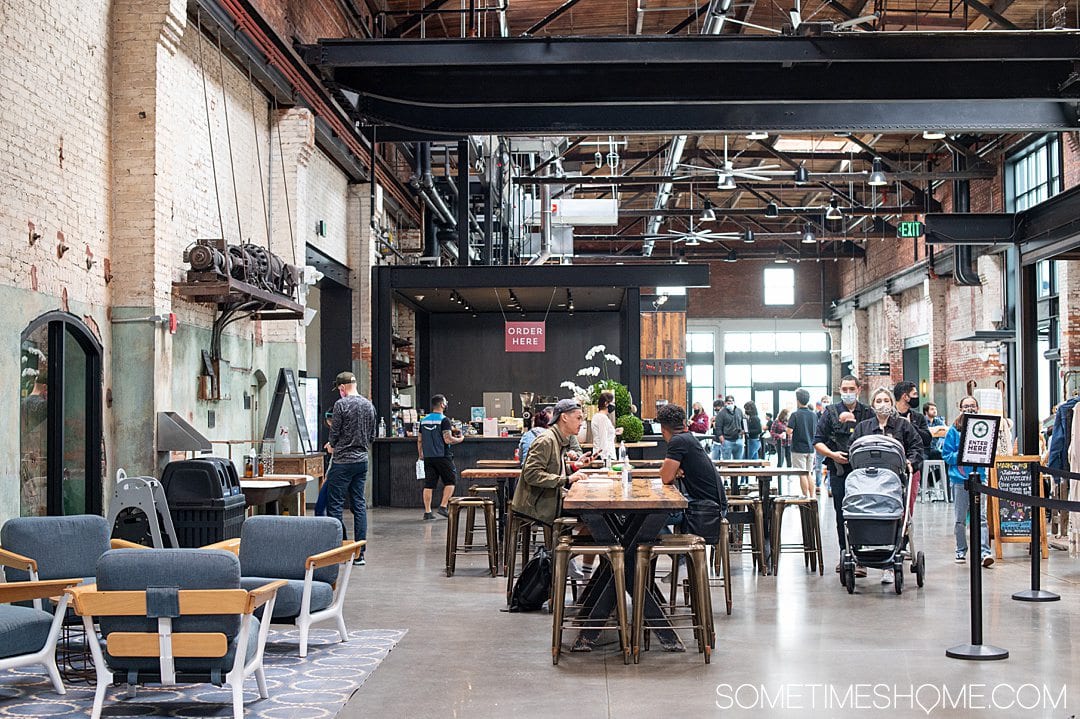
844,565 -> 856,594
894,566 -> 904,595
915,551 -> 925,588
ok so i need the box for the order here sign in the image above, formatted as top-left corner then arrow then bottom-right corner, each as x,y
505,321 -> 546,352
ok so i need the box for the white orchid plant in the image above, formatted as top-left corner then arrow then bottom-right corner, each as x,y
560,345 -> 629,415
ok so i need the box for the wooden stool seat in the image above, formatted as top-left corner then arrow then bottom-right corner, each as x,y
446,497 -> 498,578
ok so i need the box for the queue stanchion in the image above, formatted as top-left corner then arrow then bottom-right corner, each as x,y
1013,463 -> 1060,603
947,478 -> 1009,661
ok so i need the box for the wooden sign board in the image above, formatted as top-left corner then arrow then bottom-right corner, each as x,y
989,455 -> 1048,560
260,368 -> 312,455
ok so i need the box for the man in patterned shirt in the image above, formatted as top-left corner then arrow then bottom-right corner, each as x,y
325,371 -> 377,565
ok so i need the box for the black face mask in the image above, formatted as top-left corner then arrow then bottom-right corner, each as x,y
908,396 -> 920,409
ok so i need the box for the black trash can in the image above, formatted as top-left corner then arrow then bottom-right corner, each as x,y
161,457 -> 246,547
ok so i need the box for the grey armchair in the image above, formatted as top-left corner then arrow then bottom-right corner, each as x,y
204,516 -> 364,657
0,578 -> 82,693
69,548 -> 283,719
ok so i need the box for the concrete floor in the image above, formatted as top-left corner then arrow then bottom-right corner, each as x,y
337,500 -> 1080,718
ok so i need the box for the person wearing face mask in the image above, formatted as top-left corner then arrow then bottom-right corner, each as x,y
714,394 -> 746,460
941,396 -> 993,567
853,387 -> 924,584
893,381 -> 933,459
815,375 -> 874,574
324,371 -> 377,564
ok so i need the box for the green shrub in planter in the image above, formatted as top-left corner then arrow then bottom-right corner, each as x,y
616,414 -> 644,443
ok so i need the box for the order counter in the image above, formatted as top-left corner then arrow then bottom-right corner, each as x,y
371,435 -> 672,508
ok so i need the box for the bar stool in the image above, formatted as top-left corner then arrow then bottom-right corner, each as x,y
505,509 -> 553,603
445,497 -> 498,577
466,485 -> 501,561
551,537 -> 630,665
633,536 -> 713,663
710,518 -> 733,615
770,497 -> 823,576
726,497 -> 766,575
921,460 -> 948,502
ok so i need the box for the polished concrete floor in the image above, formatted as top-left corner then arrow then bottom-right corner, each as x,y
338,498 -> 1080,718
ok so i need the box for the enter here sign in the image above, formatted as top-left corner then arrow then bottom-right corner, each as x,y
505,321 -> 546,352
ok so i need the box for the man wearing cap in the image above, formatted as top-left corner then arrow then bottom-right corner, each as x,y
512,398 -> 592,526
325,371 -> 377,565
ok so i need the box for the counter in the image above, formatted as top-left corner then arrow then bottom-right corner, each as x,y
371,435 -> 671,508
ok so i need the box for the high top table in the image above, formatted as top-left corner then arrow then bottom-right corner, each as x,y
562,478 -> 687,651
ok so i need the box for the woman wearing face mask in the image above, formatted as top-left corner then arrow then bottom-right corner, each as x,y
853,387 -> 925,584
941,396 -> 993,567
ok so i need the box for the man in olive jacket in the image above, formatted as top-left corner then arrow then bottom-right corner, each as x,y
512,399 -> 591,525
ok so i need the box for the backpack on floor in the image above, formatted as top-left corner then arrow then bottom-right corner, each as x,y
509,546 -> 552,612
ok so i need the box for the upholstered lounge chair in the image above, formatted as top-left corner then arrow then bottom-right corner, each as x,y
0,578 -> 82,693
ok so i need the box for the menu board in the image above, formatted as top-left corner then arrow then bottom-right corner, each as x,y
260,368 -> 312,455
989,455 -> 1048,560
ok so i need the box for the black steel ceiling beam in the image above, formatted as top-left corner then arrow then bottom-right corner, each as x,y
385,0 -> 451,38
960,0 -> 1018,29
522,0 -> 586,36
666,3 -> 712,34
620,205 -> 910,217
383,263 -> 711,288
517,167 -> 996,185
843,134 -> 943,212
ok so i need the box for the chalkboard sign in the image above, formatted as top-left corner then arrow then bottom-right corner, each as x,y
989,455 -> 1048,560
260,368 -> 312,455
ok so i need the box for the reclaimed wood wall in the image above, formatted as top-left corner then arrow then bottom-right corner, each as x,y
640,311 -> 686,418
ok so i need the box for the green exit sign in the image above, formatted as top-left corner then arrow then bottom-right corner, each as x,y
897,221 -> 924,238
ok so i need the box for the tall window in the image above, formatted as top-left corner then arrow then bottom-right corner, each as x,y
723,331 -> 830,419
763,268 -> 795,305
1005,134 -> 1062,212
686,332 -> 715,410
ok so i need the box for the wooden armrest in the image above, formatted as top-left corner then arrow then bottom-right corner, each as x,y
67,587 -> 248,616
201,538 -> 241,555
245,580 -> 287,614
0,578 -> 81,604
306,540 -> 366,570
0,547 -> 36,572
110,538 -> 150,550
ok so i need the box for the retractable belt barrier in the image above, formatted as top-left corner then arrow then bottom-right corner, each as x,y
948,464 -> 1079,661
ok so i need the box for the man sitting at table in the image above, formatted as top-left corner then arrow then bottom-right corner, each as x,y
512,399 -> 591,527
657,403 -> 727,525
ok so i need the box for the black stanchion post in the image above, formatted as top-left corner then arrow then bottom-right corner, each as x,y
947,478 -> 1009,660
1013,463 -> 1060,602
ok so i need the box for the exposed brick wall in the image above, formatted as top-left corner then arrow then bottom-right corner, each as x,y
687,259 -> 836,321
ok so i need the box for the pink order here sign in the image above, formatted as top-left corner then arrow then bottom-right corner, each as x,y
505,321 -> 546,352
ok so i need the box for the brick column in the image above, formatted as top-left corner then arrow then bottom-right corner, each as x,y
349,186 -> 377,394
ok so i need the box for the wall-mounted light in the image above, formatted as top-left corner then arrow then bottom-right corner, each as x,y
315,220 -> 327,237
868,157 -> 887,186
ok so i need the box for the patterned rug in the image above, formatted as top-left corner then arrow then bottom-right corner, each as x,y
0,628 -> 405,718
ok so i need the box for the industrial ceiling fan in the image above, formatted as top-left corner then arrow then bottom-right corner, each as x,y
644,215 -> 743,246
676,136 -> 782,186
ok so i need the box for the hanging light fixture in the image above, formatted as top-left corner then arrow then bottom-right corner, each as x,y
802,222 -> 817,243
746,130 -> 769,141
723,249 -> 738,263
825,196 -> 843,221
868,157 -> 887,186
701,200 -> 717,222
922,130 -> 946,140
717,173 -> 736,191
774,253 -> 789,264
794,164 -> 809,184
765,201 -> 779,218
684,237 -> 702,247
594,150 -> 604,169
743,228 -> 755,243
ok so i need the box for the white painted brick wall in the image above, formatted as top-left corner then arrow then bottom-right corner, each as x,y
306,150 -> 350,264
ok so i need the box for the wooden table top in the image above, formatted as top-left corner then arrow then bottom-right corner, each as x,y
563,478 -> 687,511
715,467 -> 811,476
475,459 -> 520,467
258,473 -> 312,485
628,458 -> 768,468
461,468 -> 521,479
240,480 -> 292,489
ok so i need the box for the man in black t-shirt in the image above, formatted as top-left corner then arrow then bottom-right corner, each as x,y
657,404 -> 723,506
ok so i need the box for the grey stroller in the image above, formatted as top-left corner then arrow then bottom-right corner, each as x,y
840,434 -> 925,594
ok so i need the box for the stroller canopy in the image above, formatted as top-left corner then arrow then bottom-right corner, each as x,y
848,433 -> 907,477
843,467 -> 904,520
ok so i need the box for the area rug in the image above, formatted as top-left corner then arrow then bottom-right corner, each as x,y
0,628 -> 405,718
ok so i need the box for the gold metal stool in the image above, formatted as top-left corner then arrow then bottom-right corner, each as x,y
551,537 -> 630,665
445,497 -> 498,577
505,510 -> 553,603
466,485 -> 501,563
634,536 -> 713,663
770,497 -> 823,576
727,497 -> 766,575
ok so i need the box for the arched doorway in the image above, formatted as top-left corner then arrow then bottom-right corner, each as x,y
19,311 -> 103,516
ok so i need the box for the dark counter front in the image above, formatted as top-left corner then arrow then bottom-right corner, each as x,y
372,435 -> 671,508
372,437 -> 521,507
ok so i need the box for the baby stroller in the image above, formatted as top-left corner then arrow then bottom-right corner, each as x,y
839,434 -> 925,594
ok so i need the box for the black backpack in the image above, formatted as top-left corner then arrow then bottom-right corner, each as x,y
508,546 -> 552,612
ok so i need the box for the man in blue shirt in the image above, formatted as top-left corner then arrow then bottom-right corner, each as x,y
417,394 -> 465,520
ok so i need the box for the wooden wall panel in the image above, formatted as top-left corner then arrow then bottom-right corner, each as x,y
640,311 -> 686,418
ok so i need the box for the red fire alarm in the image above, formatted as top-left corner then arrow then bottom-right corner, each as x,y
169,313 -> 177,334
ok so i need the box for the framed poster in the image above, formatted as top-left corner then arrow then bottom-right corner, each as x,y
958,414 -> 1002,467
989,456 -> 1048,560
